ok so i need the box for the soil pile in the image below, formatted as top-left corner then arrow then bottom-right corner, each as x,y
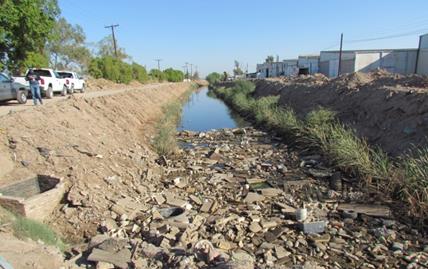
86,78 -> 148,92
253,71 -> 428,155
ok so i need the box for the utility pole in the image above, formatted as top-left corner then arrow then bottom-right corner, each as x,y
338,33 -> 343,77
154,59 -> 162,70
104,24 -> 119,58
185,62 -> 189,80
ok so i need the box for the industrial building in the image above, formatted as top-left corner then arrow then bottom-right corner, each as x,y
319,49 -> 418,77
255,33 -> 428,78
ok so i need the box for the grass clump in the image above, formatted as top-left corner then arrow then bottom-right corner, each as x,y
0,206 -> 67,251
153,85 -> 196,156
13,217 -> 67,251
212,81 -> 428,223
153,101 -> 182,156
400,147 -> 428,219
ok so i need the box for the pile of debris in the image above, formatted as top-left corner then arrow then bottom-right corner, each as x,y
64,128 -> 427,268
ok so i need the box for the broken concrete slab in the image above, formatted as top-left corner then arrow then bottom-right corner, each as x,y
337,203 -> 392,219
298,221 -> 327,234
88,248 -> 130,269
244,192 -> 265,204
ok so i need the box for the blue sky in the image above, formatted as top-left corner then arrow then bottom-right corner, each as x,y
59,0 -> 428,76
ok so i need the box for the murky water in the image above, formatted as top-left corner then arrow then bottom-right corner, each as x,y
177,87 -> 247,132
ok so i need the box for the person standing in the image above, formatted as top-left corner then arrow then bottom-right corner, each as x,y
25,69 -> 43,105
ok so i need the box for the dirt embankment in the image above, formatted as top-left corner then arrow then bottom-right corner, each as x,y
0,82 -> 192,241
253,71 -> 428,156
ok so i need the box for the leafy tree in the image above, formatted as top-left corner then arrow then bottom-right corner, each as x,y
206,72 -> 222,84
265,55 -> 274,63
22,52 -> 50,69
233,60 -> 244,76
163,68 -> 184,82
131,63 -> 149,83
88,58 -> 102,78
149,69 -> 165,81
47,17 -> 91,71
0,0 -> 60,73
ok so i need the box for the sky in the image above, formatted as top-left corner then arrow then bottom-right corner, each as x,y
59,0 -> 428,77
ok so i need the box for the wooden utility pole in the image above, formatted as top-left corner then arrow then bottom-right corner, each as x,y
338,33 -> 343,77
104,24 -> 119,58
154,59 -> 162,70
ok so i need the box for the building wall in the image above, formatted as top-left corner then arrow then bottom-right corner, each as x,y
319,51 -> 356,77
298,56 -> 320,74
356,50 -> 417,74
283,60 -> 298,76
417,34 -> 428,75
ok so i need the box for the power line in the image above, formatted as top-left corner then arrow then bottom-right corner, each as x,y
346,28 -> 428,44
104,24 -> 119,57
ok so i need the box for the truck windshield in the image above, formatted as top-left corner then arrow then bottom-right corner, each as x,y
33,70 -> 52,77
58,72 -> 73,78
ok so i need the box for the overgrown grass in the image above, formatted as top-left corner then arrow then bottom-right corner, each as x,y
212,80 -> 428,224
152,85 -> 196,156
13,217 -> 67,251
0,206 -> 67,251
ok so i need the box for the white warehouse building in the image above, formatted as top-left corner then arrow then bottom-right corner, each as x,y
319,49 -> 418,78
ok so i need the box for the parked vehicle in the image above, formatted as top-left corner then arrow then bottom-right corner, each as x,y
14,68 -> 67,99
0,73 -> 29,104
57,71 -> 86,93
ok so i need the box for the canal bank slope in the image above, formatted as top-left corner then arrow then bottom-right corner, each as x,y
252,71 -> 428,156
0,82 -> 193,240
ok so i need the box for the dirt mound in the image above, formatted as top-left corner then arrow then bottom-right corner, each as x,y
0,82 -> 191,242
86,78 -> 145,92
254,71 -> 428,155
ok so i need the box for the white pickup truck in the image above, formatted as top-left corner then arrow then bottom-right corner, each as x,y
57,71 -> 86,93
14,68 -> 68,99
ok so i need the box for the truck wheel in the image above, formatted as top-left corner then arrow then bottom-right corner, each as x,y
46,86 -> 54,99
81,84 -> 85,93
17,90 -> 28,104
61,85 -> 67,96
68,84 -> 74,94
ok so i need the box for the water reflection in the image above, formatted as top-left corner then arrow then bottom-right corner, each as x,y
177,87 -> 248,132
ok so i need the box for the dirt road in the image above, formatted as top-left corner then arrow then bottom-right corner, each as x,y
0,82 -> 164,117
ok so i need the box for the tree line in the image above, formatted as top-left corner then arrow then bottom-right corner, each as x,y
0,0 -> 184,84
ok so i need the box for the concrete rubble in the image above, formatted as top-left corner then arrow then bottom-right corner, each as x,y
62,128 -> 428,268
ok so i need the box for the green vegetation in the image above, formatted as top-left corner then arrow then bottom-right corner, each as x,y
213,80 -> 428,222
13,217 -> 67,251
0,0 -> 60,72
163,68 -> 185,82
206,72 -> 223,85
152,86 -> 196,156
0,206 -> 67,251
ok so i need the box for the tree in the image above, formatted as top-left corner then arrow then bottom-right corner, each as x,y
233,60 -> 244,76
131,63 -> 149,83
149,69 -> 165,81
96,35 -> 129,61
0,0 -> 60,73
206,72 -> 222,85
265,55 -> 274,63
46,17 -> 91,71
163,68 -> 184,82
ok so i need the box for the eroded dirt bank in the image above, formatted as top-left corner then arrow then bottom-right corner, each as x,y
0,82 -> 191,238
250,71 -> 428,156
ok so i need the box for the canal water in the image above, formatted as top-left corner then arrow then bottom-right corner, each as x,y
177,87 -> 247,132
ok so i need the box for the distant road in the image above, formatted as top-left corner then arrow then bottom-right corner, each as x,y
0,84 -> 163,117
